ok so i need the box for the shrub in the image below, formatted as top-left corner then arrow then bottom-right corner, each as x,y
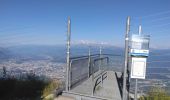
139,86 -> 170,100
42,80 -> 61,99
0,73 -> 61,100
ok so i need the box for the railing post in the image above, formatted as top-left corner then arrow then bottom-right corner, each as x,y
107,57 -> 109,71
91,63 -> 94,96
69,60 -> 72,91
88,47 -> 91,78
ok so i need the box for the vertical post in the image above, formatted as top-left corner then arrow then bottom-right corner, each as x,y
123,16 -> 130,100
88,47 -> 91,77
99,46 -> 103,87
69,61 -> 72,90
99,46 -> 102,71
66,16 -> 71,91
91,63 -> 94,96
134,79 -> 138,100
134,25 -> 142,100
107,57 -> 109,71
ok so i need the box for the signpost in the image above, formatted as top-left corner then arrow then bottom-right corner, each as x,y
130,25 -> 150,100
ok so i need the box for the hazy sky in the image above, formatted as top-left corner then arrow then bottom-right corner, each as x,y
0,0 -> 170,48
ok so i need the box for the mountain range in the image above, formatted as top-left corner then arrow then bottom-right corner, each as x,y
0,44 -> 169,65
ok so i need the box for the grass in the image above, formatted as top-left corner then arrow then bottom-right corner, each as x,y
139,86 -> 170,100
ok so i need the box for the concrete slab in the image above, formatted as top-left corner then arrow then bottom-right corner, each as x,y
62,70 -> 121,100
55,95 -> 75,100
94,71 -> 121,100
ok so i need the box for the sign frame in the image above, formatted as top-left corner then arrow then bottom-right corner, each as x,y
130,57 -> 147,79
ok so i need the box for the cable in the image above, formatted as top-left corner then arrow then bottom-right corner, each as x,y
148,22 -> 170,28
135,10 -> 170,19
148,16 -> 170,23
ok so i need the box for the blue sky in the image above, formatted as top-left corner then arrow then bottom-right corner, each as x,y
0,0 -> 170,48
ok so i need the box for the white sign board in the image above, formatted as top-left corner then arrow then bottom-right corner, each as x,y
131,57 -> 146,79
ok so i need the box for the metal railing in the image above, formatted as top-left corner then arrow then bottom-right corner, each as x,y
93,71 -> 107,95
91,57 -> 109,95
68,53 -> 124,97
68,54 -> 101,90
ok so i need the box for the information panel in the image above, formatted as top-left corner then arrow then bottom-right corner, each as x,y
130,49 -> 149,56
131,57 -> 146,79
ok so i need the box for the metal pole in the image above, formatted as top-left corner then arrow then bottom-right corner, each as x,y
91,63 -> 94,96
88,47 -> 91,77
66,16 -> 71,91
69,61 -> 72,90
99,46 -> 103,87
134,79 -> 138,100
134,25 -> 142,100
99,46 -> 102,71
123,16 -> 130,100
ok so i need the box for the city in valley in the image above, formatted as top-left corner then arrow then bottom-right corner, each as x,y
0,59 -> 65,81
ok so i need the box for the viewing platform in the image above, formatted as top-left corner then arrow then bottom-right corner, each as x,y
55,53 -> 123,100
59,70 -> 122,100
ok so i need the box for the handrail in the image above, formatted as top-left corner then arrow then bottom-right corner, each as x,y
69,54 -> 110,94
102,54 -> 122,57
93,57 -> 109,67
93,71 -> 107,94
69,55 -> 109,90
69,57 -> 89,90
90,57 -> 109,79
91,57 -> 109,95
70,53 -> 122,60
93,70 -> 105,79
68,55 -> 103,90
70,54 -> 100,59
96,72 -> 107,86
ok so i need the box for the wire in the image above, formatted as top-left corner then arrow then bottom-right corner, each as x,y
131,11 -> 170,34
135,10 -> 170,19
148,16 -> 170,23
147,22 -> 170,28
